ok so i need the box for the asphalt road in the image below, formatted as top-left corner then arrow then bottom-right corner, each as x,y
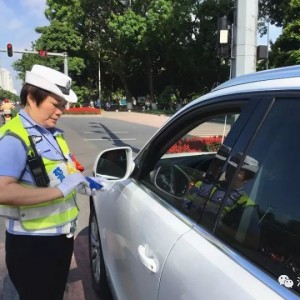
0,111 -> 169,300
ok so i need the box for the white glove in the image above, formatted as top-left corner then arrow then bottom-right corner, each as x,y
57,173 -> 90,197
76,183 -> 93,196
76,176 -> 106,196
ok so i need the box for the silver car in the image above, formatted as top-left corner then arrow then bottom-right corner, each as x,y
89,65 -> 300,300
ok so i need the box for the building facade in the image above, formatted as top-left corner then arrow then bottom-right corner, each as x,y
0,68 -> 16,94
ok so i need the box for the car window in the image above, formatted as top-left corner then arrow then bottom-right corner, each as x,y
214,98 -> 300,296
142,111 -> 240,221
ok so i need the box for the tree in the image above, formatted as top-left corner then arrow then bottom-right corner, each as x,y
106,0 -> 232,101
258,0 -> 290,27
12,0 -> 235,106
0,88 -> 19,103
267,0 -> 300,68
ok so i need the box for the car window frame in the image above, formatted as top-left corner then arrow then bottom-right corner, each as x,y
154,91 -> 299,300
130,94 -> 273,227
133,96 -> 260,181
210,92 -> 300,298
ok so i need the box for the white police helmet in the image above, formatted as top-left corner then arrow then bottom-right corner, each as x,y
25,65 -> 77,103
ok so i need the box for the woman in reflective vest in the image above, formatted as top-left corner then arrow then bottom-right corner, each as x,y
0,115 -> 79,231
0,65 -> 97,300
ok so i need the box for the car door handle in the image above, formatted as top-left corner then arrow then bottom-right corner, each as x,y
138,244 -> 158,273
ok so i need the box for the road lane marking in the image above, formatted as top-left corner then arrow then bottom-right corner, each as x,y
84,138 -> 136,141
83,131 -> 128,134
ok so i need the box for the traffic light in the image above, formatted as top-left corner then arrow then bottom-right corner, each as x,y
7,43 -> 13,57
216,15 -> 230,58
217,16 -> 229,46
38,50 -> 48,57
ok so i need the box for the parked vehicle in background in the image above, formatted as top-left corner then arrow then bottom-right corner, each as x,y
89,65 -> 300,300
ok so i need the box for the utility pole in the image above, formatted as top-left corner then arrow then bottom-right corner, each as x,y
231,0 -> 258,78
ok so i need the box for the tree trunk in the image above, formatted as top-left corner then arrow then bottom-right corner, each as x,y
146,54 -> 155,102
117,72 -> 131,101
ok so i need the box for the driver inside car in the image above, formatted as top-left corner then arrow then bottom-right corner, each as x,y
184,151 -> 260,248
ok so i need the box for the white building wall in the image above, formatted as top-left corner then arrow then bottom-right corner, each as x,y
0,68 -> 16,94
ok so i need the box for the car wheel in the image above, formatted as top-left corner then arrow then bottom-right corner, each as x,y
89,203 -> 112,298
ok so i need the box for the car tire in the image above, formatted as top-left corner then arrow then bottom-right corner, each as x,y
89,202 -> 112,299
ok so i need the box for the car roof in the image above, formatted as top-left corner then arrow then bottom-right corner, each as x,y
213,65 -> 300,92
187,65 -> 300,106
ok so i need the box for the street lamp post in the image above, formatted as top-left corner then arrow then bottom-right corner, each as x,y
98,51 -> 101,108
63,52 -> 68,75
266,18 -> 270,70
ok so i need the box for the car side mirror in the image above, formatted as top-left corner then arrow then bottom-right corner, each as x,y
93,146 -> 134,180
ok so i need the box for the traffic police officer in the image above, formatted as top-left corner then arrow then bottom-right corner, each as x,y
185,151 -> 259,220
0,65 -> 102,300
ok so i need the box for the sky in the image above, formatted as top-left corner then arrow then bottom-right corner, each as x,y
0,1 -> 282,95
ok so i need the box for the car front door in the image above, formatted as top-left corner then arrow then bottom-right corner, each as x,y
158,94 -> 300,299
98,96 -> 261,300
99,179 -> 192,300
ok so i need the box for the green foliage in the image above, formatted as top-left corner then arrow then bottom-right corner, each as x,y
73,85 -> 97,105
0,88 -> 19,102
270,21 -> 300,66
111,89 -> 126,102
45,0 -> 84,24
266,0 -> 300,68
12,0 -> 262,107
11,109 -> 18,118
258,0 -> 290,27
35,21 -> 83,52
109,11 -> 147,47
157,85 -> 173,104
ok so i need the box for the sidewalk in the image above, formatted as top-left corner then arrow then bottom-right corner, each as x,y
99,111 -> 171,128
64,110 -> 171,128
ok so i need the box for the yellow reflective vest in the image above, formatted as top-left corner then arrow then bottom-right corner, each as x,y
189,180 -> 254,214
0,115 -> 79,231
